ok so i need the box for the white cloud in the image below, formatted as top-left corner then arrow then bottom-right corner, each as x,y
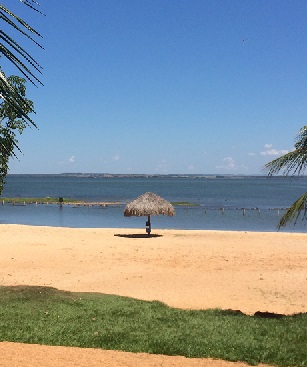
112,154 -> 120,161
216,156 -> 236,170
260,144 -> 288,156
248,152 -> 256,156
68,155 -> 75,163
187,164 -> 194,171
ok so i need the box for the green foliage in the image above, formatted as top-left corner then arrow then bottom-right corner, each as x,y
0,1 -> 43,124
0,1 -> 43,194
0,286 -> 306,367
264,126 -> 307,228
0,75 -> 33,193
277,192 -> 307,229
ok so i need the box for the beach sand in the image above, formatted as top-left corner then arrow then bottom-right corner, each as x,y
0,224 -> 306,366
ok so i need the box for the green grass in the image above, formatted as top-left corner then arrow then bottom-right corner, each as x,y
0,286 -> 306,367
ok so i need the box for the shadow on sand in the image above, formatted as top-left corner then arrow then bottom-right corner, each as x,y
114,233 -> 162,238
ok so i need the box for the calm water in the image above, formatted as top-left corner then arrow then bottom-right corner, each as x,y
1,174 -> 307,232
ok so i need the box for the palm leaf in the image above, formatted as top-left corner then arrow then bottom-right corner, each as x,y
0,3 -> 44,86
263,126 -> 307,229
20,0 -> 44,15
263,126 -> 307,175
0,43 -> 42,86
0,1 -> 42,194
0,5 -> 43,39
0,30 -> 42,68
278,192 -> 307,229
0,0 -> 43,126
294,126 -> 307,150
263,150 -> 307,175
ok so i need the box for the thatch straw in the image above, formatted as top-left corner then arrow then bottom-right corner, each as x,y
124,192 -> 175,217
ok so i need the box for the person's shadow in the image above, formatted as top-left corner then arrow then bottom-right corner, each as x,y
114,233 -> 162,238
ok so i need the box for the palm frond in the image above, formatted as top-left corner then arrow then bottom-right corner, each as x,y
0,43 -> 42,86
0,1 -> 43,126
263,150 -> 307,175
0,3 -> 43,87
294,126 -> 307,150
278,192 -> 307,229
263,126 -> 307,176
0,30 -> 42,68
0,5 -> 43,39
0,1 -> 42,194
20,0 -> 45,16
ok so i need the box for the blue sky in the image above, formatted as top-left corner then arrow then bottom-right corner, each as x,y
3,0 -> 307,174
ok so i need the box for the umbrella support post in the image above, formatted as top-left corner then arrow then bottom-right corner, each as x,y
146,215 -> 151,236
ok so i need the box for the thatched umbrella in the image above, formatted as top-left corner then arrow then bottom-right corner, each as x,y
124,192 -> 175,235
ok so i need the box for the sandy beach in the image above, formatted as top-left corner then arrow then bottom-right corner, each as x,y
1,224 -> 306,366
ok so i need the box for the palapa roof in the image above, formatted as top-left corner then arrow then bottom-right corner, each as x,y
124,192 -> 175,217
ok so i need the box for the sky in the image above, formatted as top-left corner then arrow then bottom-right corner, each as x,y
2,0 -> 307,174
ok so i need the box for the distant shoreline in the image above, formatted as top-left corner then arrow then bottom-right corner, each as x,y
0,197 -> 199,207
6,173 -> 307,179
0,197 -> 290,210
0,197 -> 124,206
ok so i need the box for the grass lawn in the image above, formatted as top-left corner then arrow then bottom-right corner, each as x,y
0,286 -> 306,367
